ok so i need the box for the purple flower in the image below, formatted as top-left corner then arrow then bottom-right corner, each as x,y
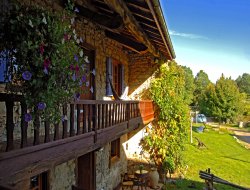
37,102 -> 46,110
72,73 -> 76,81
61,115 -> 68,122
79,80 -> 83,86
86,81 -> 89,87
43,67 -> 48,75
22,71 -> 32,81
74,7 -> 79,13
81,75 -> 87,82
25,113 -> 32,122
74,55 -> 79,62
74,92 -> 80,101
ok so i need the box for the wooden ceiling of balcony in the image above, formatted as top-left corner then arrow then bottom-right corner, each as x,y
74,0 -> 174,59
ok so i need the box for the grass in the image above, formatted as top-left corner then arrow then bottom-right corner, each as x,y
174,124 -> 250,190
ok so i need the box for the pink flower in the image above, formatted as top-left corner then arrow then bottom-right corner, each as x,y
70,64 -> 75,71
39,43 -> 44,55
43,58 -> 51,69
75,65 -> 79,72
64,34 -> 70,41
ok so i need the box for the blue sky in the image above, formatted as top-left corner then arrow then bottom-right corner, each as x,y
160,0 -> 250,82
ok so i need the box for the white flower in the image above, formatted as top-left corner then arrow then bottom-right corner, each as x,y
28,20 -> 33,27
79,50 -> 83,57
84,56 -> 90,63
42,17 -> 47,24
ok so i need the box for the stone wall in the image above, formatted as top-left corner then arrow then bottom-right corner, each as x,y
49,159 -> 76,190
96,134 -> 128,190
128,53 -> 160,99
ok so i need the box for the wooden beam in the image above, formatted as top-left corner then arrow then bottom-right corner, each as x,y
75,3 -> 123,30
105,30 -> 147,53
103,0 -> 160,57
126,0 -> 150,13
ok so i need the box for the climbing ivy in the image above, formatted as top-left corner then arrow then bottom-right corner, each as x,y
140,61 -> 190,176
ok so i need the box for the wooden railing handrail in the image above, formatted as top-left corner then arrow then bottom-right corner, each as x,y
0,94 -> 142,153
74,100 -> 140,104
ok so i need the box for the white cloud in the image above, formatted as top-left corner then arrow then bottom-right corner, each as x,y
169,30 -> 208,40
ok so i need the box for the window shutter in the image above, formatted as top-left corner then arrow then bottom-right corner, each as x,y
120,64 -> 125,94
106,57 -> 113,96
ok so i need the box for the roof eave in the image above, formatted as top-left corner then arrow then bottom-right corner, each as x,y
147,0 -> 176,59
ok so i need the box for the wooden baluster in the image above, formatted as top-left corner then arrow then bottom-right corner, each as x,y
126,103 -> 130,121
109,104 -> 112,126
33,110 -> 40,145
106,104 -> 109,127
122,103 -> 124,122
89,105 -> 93,131
97,104 -> 101,129
112,103 -> 117,125
137,103 -> 140,117
5,100 -> 14,151
20,101 -> 28,148
54,123 -> 60,140
77,104 -> 81,135
44,121 -> 50,143
123,104 -> 126,122
62,104 -> 68,139
117,103 -> 120,123
102,104 -> 106,128
70,104 -> 75,137
83,104 -> 88,133
93,104 -> 97,142
96,104 -> 99,130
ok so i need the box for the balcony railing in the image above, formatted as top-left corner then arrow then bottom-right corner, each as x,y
0,93 -> 141,153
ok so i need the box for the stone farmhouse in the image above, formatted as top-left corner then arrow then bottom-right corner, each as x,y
0,0 -> 175,189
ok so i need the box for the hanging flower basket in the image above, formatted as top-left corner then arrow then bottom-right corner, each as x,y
0,1 -> 89,123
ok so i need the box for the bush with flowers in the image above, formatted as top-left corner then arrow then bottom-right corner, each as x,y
0,1 -> 89,123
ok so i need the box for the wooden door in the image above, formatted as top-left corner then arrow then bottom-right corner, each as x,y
77,152 -> 96,190
80,47 -> 95,100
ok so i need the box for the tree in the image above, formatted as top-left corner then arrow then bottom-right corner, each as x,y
236,73 -> 250,96
181,66 -> 195,105
193,70 -> 211,108
140,61 -> 190,177
200,74 -> 245,123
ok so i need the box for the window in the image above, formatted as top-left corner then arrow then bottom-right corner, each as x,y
112,59 -> 123,96
30,172 -> 48,190
106,58 -> 125,97
111,138 -> 120,159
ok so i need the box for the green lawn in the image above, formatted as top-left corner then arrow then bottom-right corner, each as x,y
175,125 -> 250,190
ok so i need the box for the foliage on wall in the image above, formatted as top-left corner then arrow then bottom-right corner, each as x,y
140,61 -> 190,176
0,1 -> 89,123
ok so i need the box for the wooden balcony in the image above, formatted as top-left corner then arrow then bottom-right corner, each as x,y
0,93 -> 146,185
139,100 -> 155,124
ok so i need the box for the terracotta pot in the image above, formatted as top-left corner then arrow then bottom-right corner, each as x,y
148,167 -> 159,188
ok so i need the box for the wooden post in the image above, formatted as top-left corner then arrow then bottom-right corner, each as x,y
44,121 -> 50,143
62,104 -> 68,139
70,104 -> 75,137
83,104 -> 88,133
77,104 -> 81,135
54,123 -> 60,140
5,100 -> 14,151
20,101 -> 28,148
33,110 -> 40,145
